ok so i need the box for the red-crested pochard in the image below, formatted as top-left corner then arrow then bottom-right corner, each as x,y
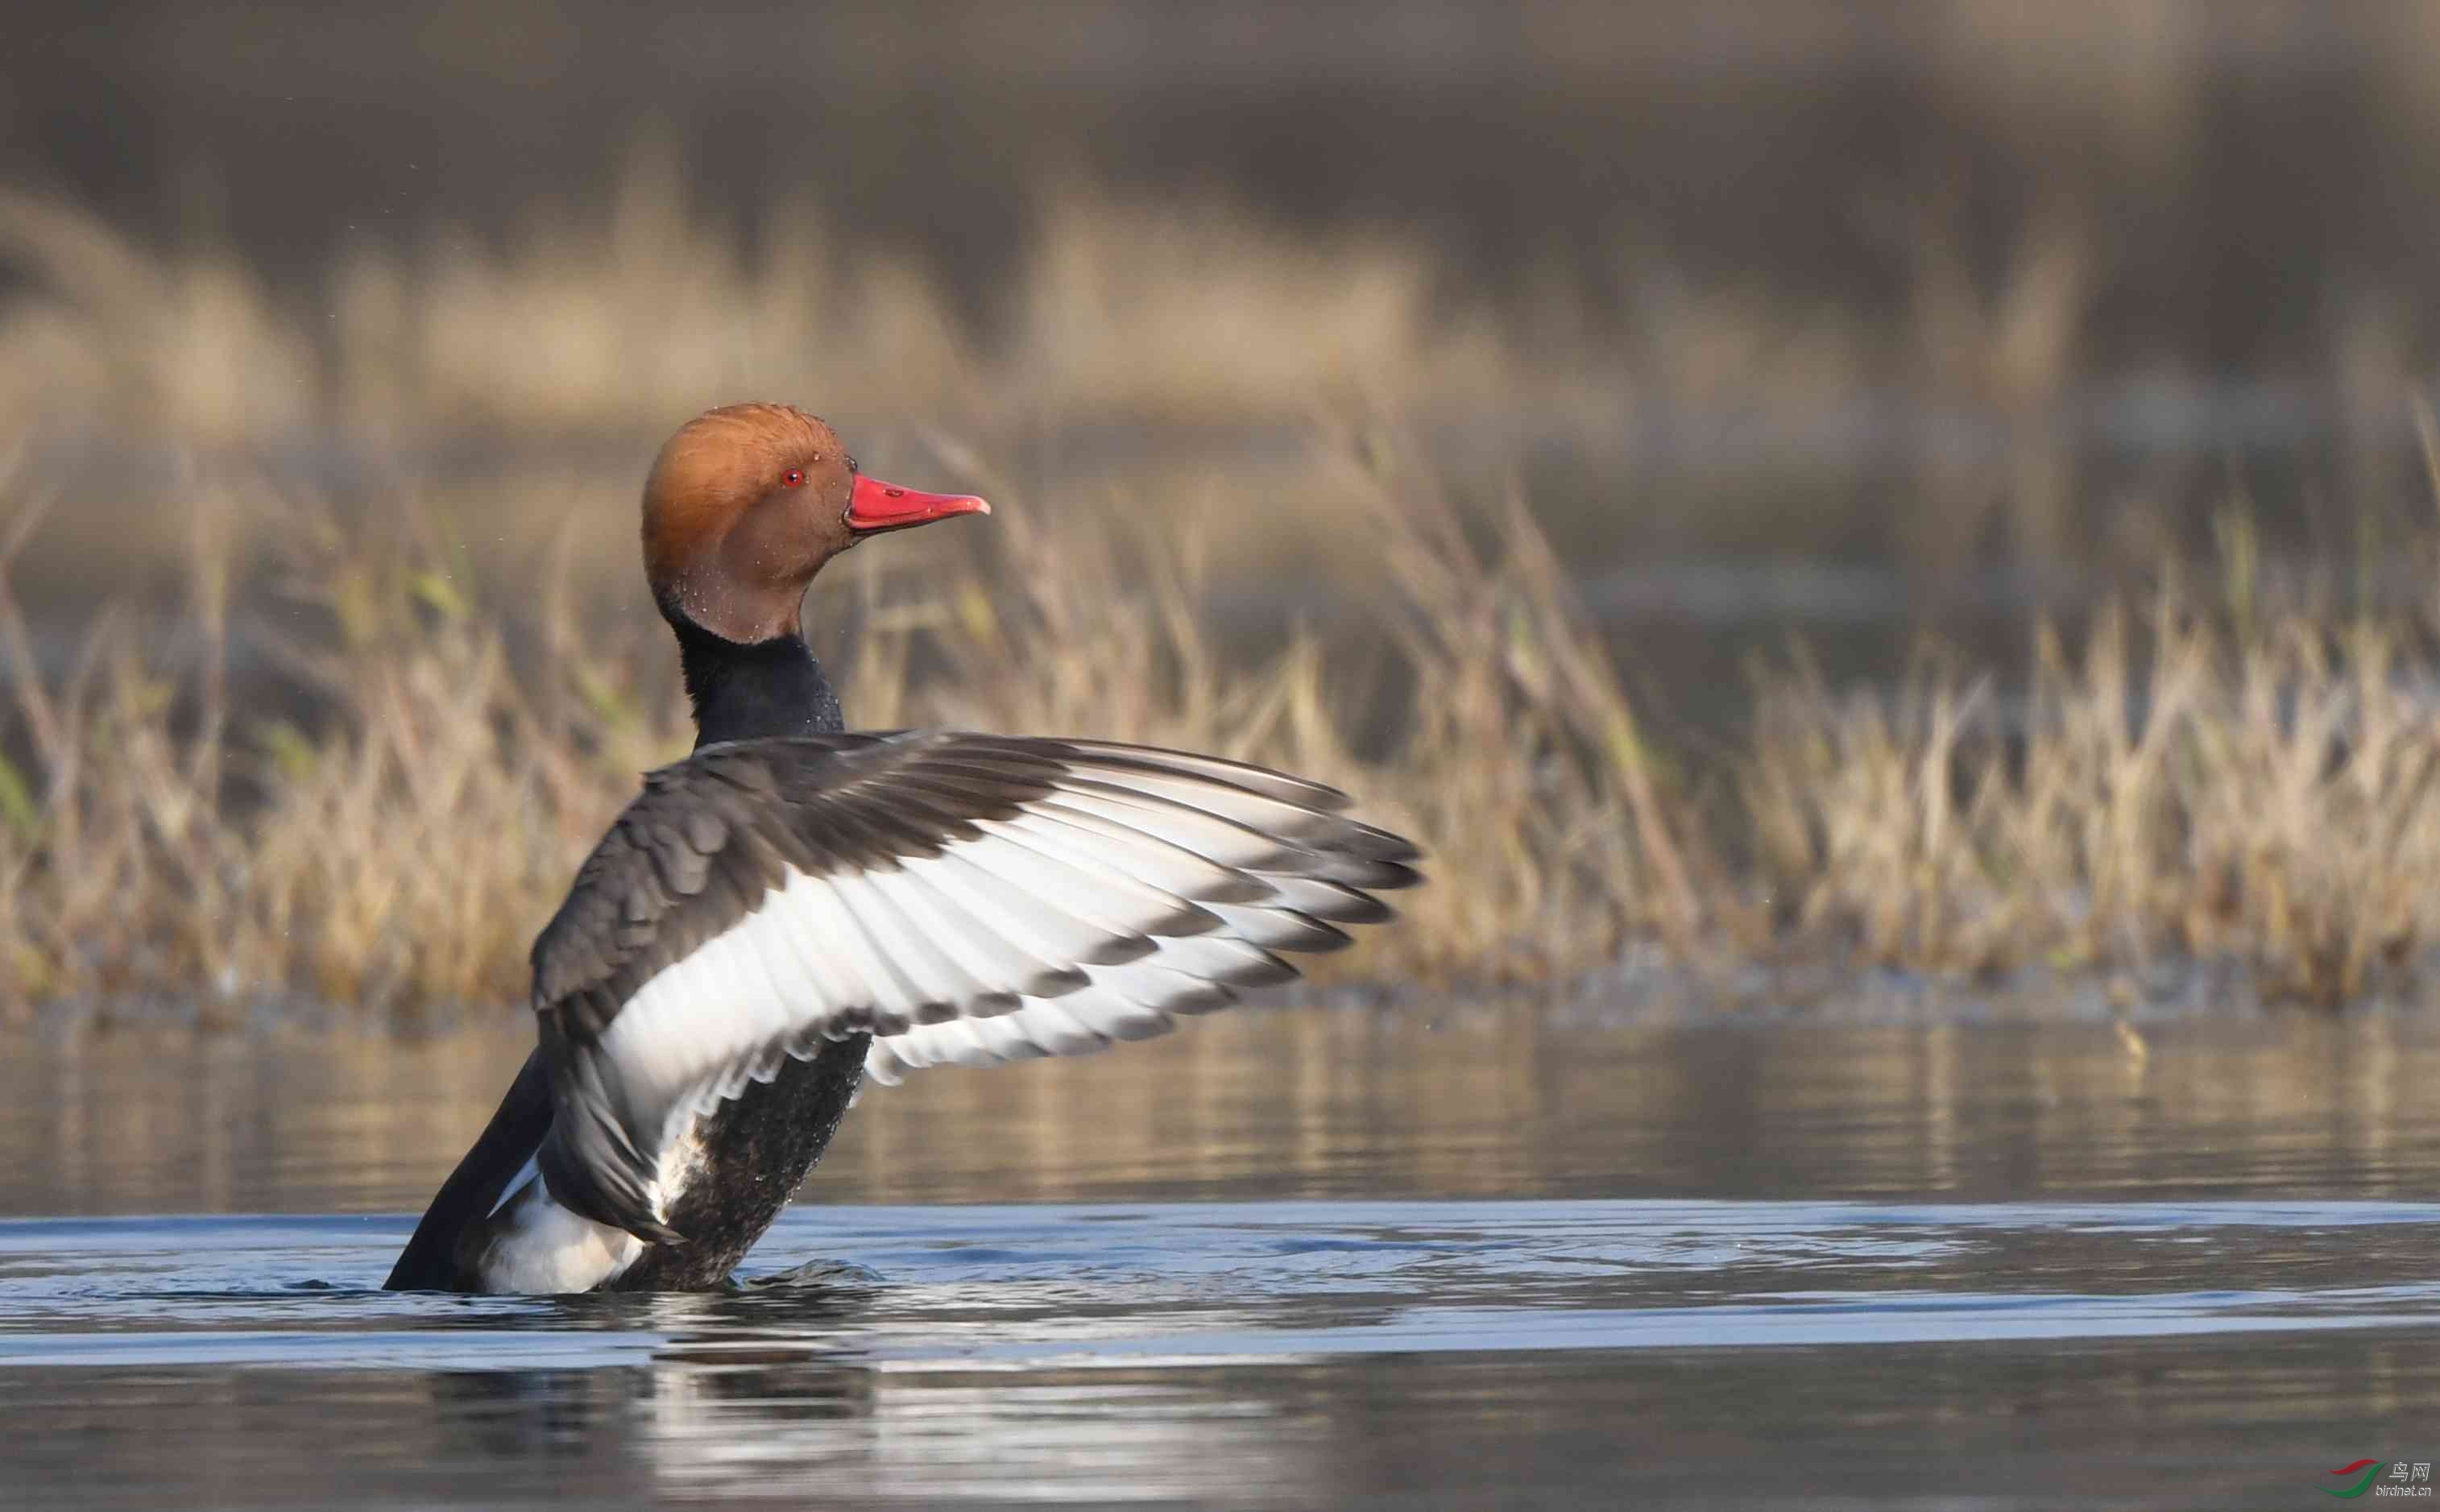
383,404 -> 1421,1294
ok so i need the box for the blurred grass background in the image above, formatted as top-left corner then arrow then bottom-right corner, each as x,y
11,2 -> 2440,1018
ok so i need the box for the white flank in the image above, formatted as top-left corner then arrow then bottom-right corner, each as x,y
475,1170 -> 644,1295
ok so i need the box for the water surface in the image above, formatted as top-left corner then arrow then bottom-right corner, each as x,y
3,1009 -> 2436,1508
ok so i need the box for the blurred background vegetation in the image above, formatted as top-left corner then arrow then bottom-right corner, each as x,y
10,1 -> 2440,1018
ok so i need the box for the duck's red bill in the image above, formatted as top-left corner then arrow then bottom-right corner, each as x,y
846,474 -> 991,532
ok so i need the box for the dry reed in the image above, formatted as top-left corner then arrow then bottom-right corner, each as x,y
1741,535 -> 2440,1009
0,164 -> 1597,449
15,416 -> 2440,1021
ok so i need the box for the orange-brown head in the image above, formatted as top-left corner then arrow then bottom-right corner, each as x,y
640,403 -> 988,643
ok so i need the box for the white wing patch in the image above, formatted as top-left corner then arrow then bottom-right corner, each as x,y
862,971 -> 1193,1086
582,744 -> 1416,1220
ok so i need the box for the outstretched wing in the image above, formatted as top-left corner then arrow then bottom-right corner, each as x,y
528,731 -> 1421,1240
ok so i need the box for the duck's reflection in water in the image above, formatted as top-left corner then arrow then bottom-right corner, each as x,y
417,1283 -> 870,1487
640,1359 -> 1306,1504
424,1281 -> 1313,1503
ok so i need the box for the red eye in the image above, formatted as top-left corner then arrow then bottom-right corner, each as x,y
781,468 -> 805,488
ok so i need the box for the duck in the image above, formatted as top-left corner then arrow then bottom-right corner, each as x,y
383,403 -> 1422,1293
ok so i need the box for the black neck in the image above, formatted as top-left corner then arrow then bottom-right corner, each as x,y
670,615 -> 844,747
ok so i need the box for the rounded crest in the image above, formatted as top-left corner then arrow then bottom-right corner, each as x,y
640,404 -> 855,642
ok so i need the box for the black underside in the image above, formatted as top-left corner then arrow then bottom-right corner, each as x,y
601,1032 -> 869,1290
